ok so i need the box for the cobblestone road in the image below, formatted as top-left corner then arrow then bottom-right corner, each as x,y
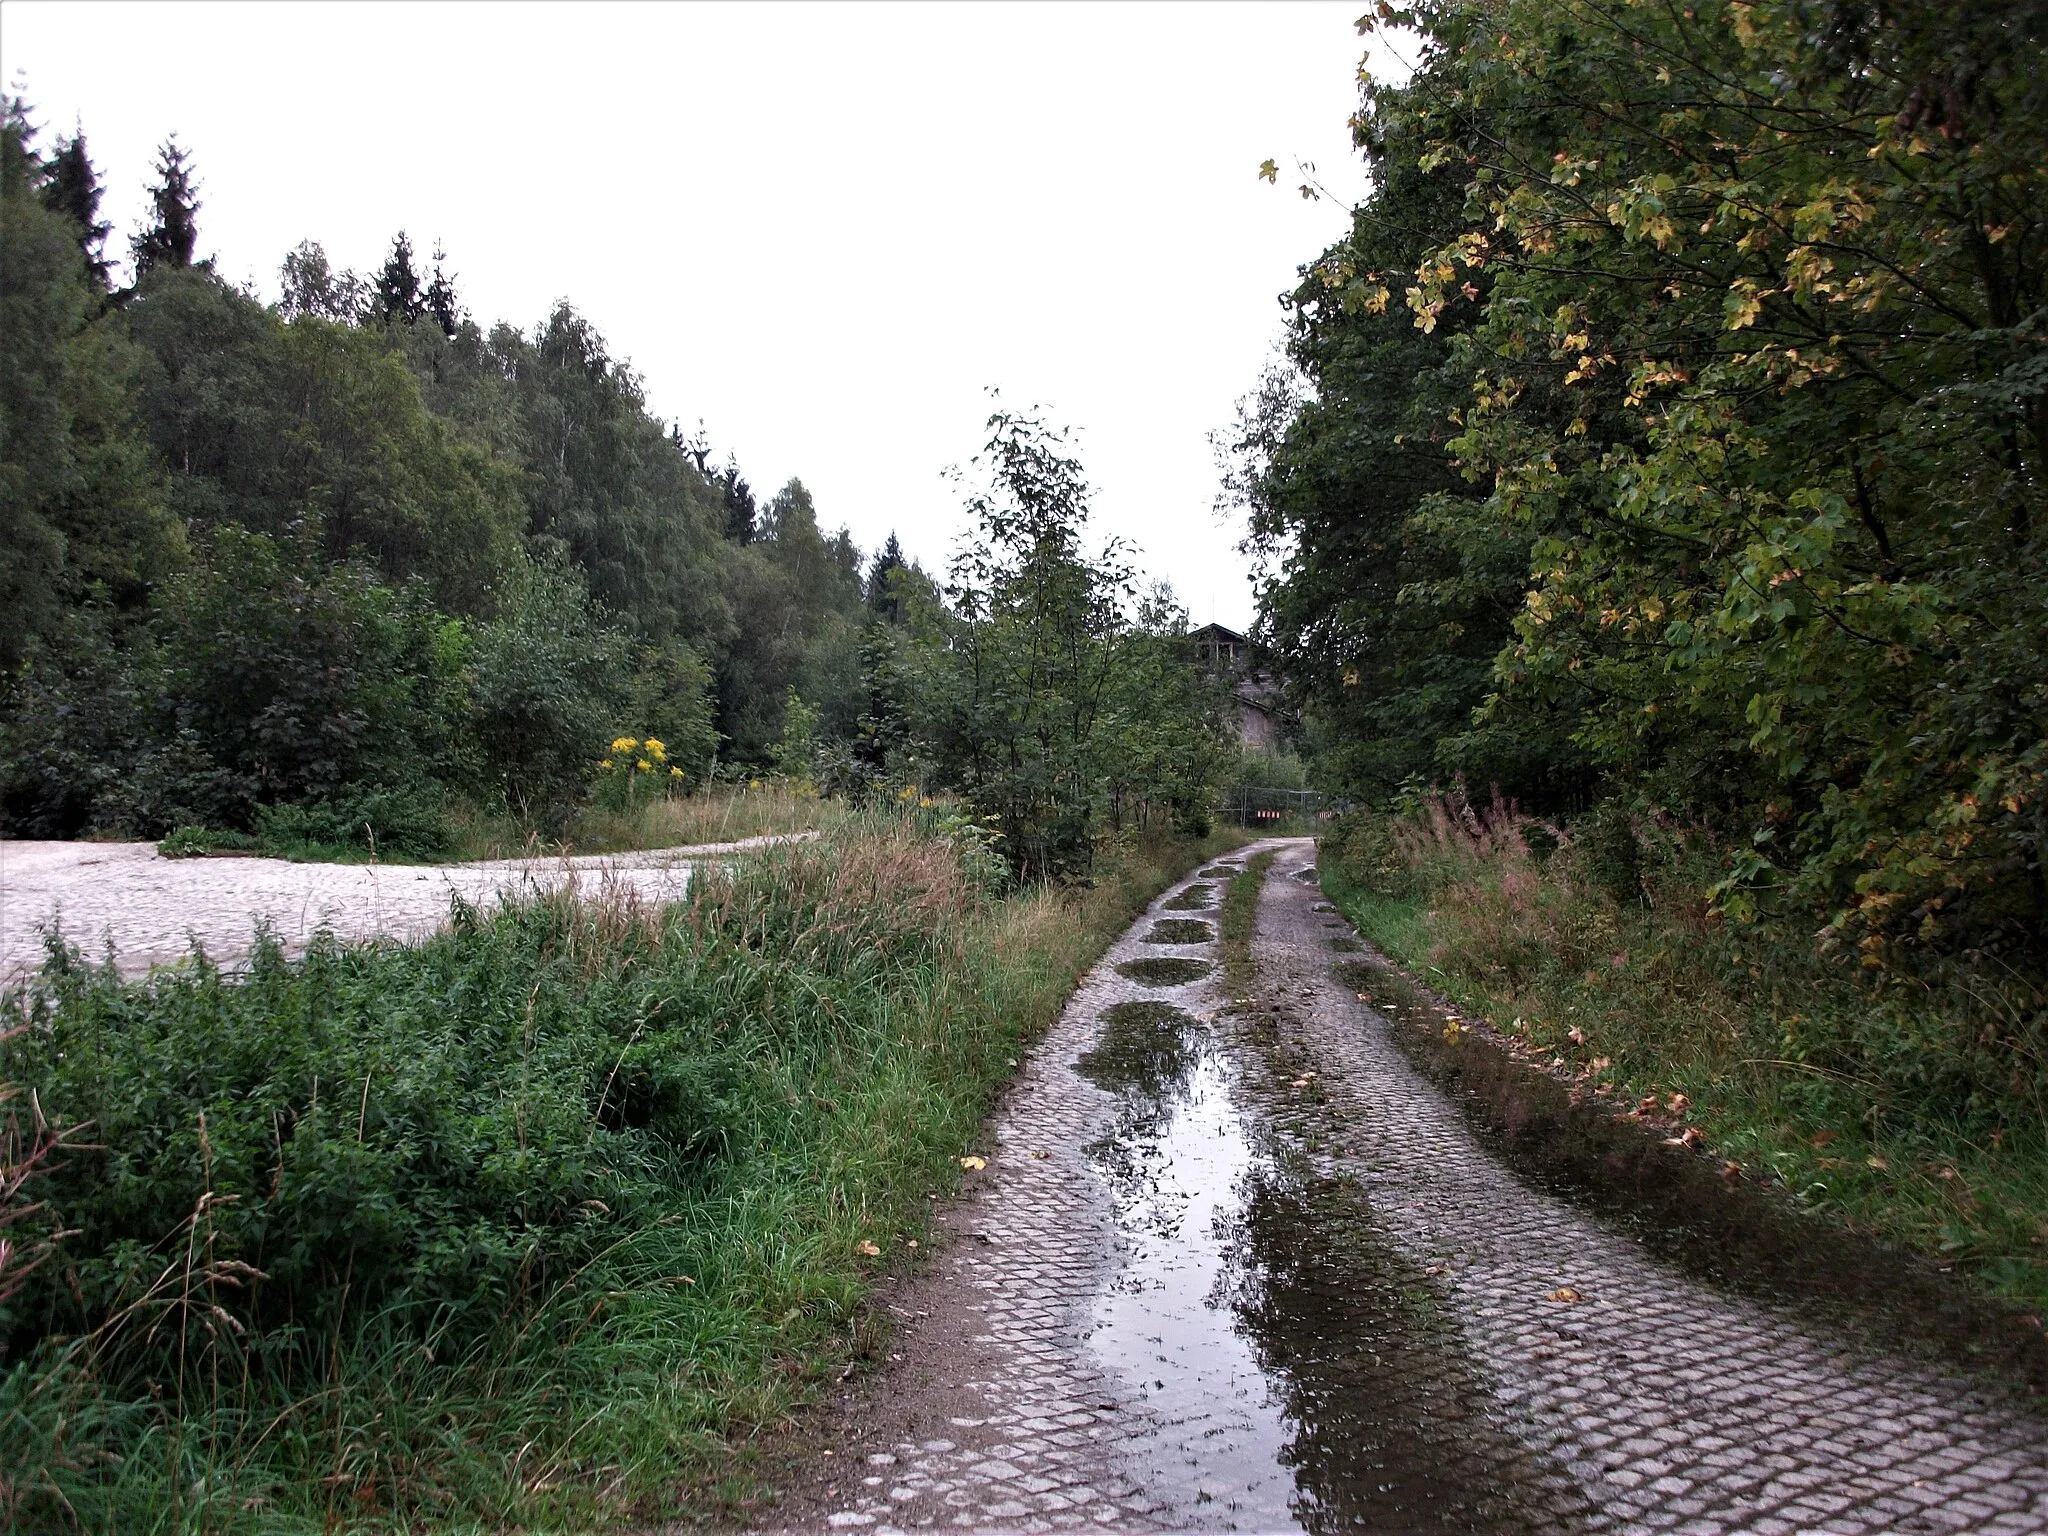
777,839 -> 2048,1535
0,834 -> 810,987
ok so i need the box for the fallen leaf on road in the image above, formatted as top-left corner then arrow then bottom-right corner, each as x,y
960,1156 -> 987,1171
1443,1019 -> 1463,1043
1663,1127 -> 1703,1148
856,1240 -> 881,1257
1721,1160 -> 1742,1181
1545,1286 -> 1582,1303
1866,1155 -> 1890,1171
1031,1150 -> 1048,1160
1667,1092 -> 1690,1113
1568,1027 -> 1586,1045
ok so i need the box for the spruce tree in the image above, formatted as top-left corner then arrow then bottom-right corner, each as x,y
866,532 -> 907,620
423,241 -> 461,337
720,460 -> 757,544
41,129 -> 111,288
371,231 -> 426,326
130,136 -> 200,277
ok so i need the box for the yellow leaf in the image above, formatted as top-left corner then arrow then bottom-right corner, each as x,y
856,1240 -> 881,1257
960,1155 -> 987,1171
1545,1286 -> 1583,1303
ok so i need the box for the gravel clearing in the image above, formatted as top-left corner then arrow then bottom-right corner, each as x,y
0,835 -> 809,987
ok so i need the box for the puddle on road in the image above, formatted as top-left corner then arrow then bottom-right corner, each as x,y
1145,919 -> 1216,945
1116,957 -> 1214,986
1165,884 -> 1217,911
1077,971 -> 1556,1531
1079,1004 -> 1299,1523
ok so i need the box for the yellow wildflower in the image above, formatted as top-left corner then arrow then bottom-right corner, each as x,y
611,736 -> 638,754
669,766 -> 684,778
897,784 -> 917,801
636,759 -> 652,772
600,759 -> 614,770
645,738 -> 666,760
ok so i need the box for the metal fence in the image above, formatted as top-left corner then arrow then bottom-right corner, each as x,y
1215,785 -> 1324,826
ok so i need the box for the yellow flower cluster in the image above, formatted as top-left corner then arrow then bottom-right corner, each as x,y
599,734 -> 685,789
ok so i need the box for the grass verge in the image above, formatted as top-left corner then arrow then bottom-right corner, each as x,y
1,817 -> 1242,1532
1318,799 -> 2048,1330
158,785 -> 855,867
1220,850 -> 1276,991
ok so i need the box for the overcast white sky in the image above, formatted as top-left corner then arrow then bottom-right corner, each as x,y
3,2 -> 1391,628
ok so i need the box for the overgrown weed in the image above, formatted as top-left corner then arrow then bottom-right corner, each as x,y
450,781 -> 854,862
1321,787 -> 2048,1309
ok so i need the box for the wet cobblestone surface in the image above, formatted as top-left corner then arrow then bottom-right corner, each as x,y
1251,837 -> 2048,1534
776,839 -> 2048,1535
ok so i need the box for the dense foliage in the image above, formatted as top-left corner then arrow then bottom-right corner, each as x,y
1239,0 -> 2047,970
2,102 -> 1236,862
894,409 -> 1235,877
0,101 -> 874,843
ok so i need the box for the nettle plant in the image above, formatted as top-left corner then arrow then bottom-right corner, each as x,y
594,735 -> 685,811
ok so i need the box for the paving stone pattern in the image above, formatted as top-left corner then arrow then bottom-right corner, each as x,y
804,866 -> 1259,1534
0,834 -> 814,987
792,839 -> 2048,1535
1252,837 -> 2048,1535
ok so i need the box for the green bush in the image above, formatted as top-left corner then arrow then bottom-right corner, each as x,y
469,556 -> 631,822
1318,810 -> 1416,900
156,824 -> 258,858
253,780 -> 450,859
4,904 -> 752,1366
1575,802 -> 1645,908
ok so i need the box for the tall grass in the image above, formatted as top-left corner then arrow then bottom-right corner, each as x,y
1320,788 -> 2048,1308
0,817 -> 1239,1531
1221,850 -> 1277,990
448,781 -> 854,861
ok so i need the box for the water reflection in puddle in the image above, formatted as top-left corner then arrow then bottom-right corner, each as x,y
1082,1013 -> 1296,1522
1077,995 -> 1550,1531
